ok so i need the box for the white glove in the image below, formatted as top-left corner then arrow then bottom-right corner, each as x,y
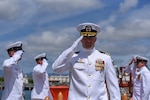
71,36 -> 83,50
62,36 -> 83,58
52,36 -> 83,71
12,50 -> 23,62
15,50 -> 24,56
133,55 -> 137,59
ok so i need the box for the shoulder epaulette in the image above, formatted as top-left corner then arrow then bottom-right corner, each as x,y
99,50 -> 110,56
75,51 -> 80,54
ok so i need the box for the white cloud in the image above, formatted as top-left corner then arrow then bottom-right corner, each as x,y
119,0 -> 138,13
24,27 -> 77,55
128,5 -> 150,22
99,15 -> 116,27
0,0 -> 150,73
0,0 -> 37,22
0,0 -> 20,20
34,0 -> 102,13
99,4 -> 150,41
23,3 -> 150,62
100,19 -> 150,42
0,0 -> 38,36
96,3 -> 150,63
0,0 -> 103,23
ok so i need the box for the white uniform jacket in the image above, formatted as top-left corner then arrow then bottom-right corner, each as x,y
31,59 -> 53,100
125,65 -> 150,100
52,47 -> 121,100
1,51 -> 24,100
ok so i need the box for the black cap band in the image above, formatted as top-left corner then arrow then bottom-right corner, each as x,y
136,59 -> 147,63
7,46 -> 23,52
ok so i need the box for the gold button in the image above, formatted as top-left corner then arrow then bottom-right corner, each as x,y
88,73 -> 91,76
88,85 -> 91,88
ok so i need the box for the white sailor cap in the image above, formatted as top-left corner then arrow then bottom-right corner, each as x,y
77,23 -> 101,37
134,55 -> 148,62
34,53 -> 47,60
6,41 -> 23,51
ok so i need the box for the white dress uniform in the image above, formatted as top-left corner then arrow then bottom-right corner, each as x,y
52,22 -> 120,100
31,53 -> 53,100
125,55 -> 150,100
52,47 -> 120,100
1,41 -> 24,100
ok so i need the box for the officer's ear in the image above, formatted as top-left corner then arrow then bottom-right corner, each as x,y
95,37 -> 97,41
93,36 -> 97,42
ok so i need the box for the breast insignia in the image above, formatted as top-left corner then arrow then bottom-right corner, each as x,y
95,58 -> 105,71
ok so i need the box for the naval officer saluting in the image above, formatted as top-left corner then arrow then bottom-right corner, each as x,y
52,23 -> 121,100
125,55 -> 150,100
1,41 -> 24,100
31,53 -> 53,100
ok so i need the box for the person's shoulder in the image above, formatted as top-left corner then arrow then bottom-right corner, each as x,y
141,71 -> 150,80
98,50 -> 110,56
141,67 -> 150,75
33,65 -> 41,72
3,58 -> 10,64
33,64 -> 40,69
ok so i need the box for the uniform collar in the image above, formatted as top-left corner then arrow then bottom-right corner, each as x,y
81,47 -> 95,55
136,66 -> 147,72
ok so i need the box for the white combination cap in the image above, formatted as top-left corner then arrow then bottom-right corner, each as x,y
77,22 -> 101,37
34,53 -> 46,60
6,41 -> 22,51
136,55 -> 149,61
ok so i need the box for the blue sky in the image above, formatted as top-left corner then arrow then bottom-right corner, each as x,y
0,0 -> 150,74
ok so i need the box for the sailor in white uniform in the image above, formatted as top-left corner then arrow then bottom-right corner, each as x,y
31,53 -> 53,100
125,55 -> 150,100
52,23 -> 121,100
1,41 -> 24,100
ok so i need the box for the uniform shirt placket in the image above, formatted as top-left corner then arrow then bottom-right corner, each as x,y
86,54 -> 93,100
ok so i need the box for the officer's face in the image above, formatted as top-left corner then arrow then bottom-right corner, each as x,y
36,58 -> 43,65
8,50 -> 15,57
136,61 -> 145,68
81,36 -> 96,49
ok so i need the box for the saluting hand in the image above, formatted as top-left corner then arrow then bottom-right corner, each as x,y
128,57 -> 136,66
15,50 -> 24,57
71,36 -> 83,49
15,50 -> 24,56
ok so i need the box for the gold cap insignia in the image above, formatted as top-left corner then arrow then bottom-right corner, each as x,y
80,25 -> 97,37
85,26 -> 92,32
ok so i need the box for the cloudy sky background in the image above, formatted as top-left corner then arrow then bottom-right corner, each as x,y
0,0 -> 150,74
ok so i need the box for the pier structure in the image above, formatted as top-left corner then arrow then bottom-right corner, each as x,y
49,75 -> 69,85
